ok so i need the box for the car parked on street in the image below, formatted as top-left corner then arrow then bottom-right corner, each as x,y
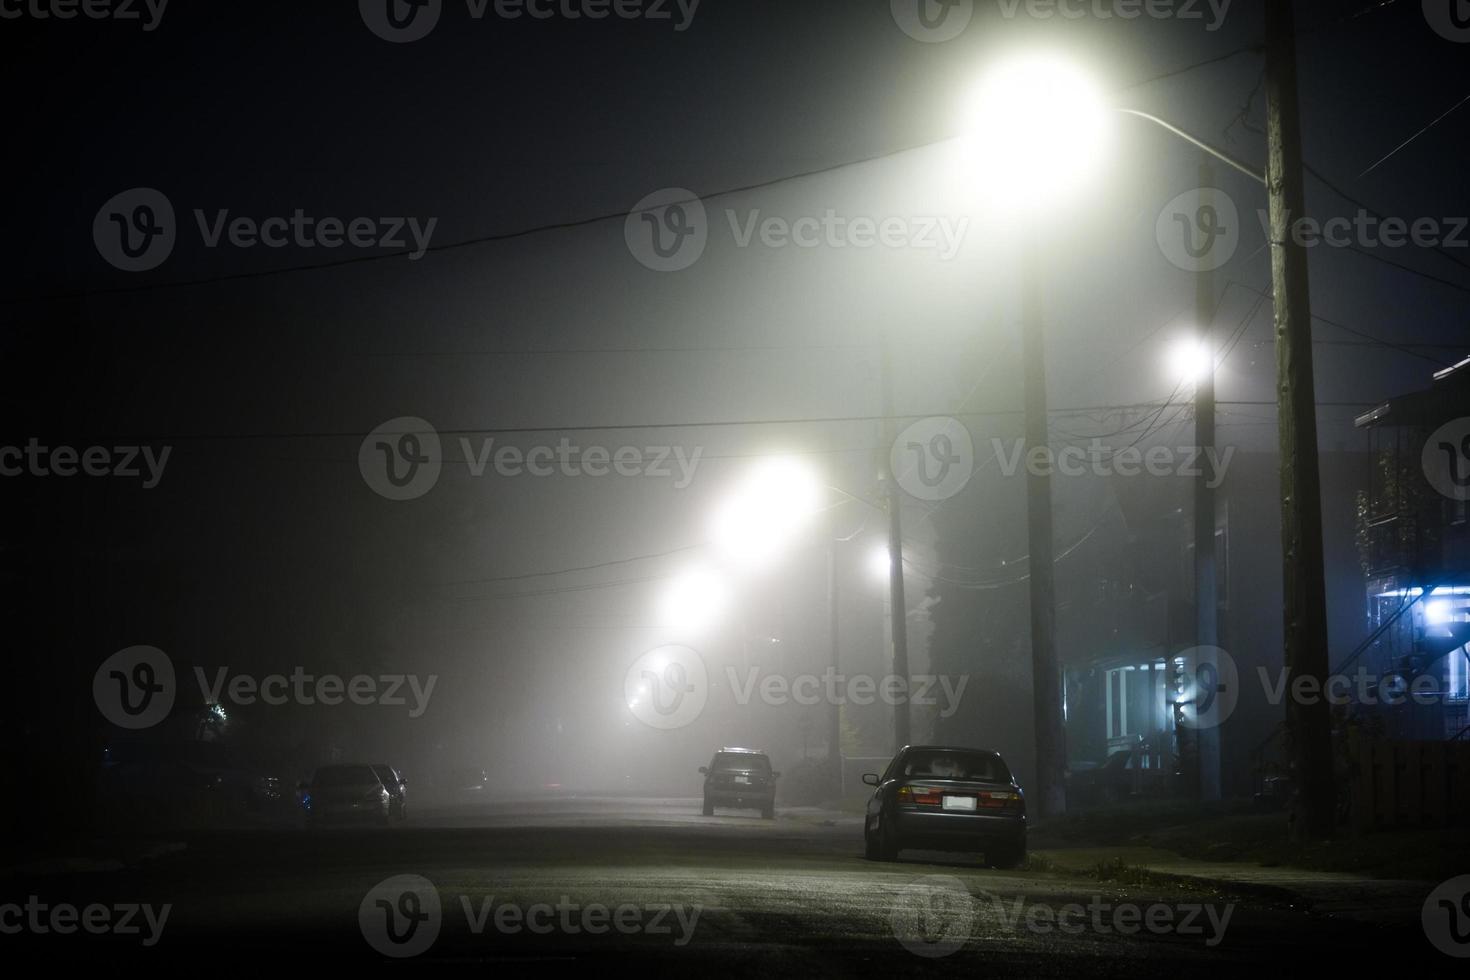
370,763 -> 409,823
300,764 -> 394,828
700,747 -> 779,819
862,745 -> 1026,867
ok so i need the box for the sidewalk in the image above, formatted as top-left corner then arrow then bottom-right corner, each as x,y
1033,845 -> 1433,924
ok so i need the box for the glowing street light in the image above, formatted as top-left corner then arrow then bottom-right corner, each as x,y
867,544 -> 893,583
657,565 -> 731,635
708,456 -> 823,572
957,52 -> 1111,214
1167,337 -> 1215,387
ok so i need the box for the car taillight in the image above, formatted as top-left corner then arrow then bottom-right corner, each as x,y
979,791 -> 1023,810
897,785 -> 943,806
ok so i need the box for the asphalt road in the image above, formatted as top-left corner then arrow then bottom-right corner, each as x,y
0,797 -> 1440,972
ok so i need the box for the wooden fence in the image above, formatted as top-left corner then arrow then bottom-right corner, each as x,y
1350,735 -> 1470,831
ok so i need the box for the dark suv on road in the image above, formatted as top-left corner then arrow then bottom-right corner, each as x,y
862,745 -> 1026,867
700,747 -> 779,819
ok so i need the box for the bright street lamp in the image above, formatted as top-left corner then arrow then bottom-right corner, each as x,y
1167,336 -> 1215,387
708,456 -> 823,572
657,565 -> 731,635
958,52 -> 1111,212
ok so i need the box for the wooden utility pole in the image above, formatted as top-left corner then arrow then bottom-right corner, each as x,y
1265,0 -> 1335,839
881,333 -> 911,752
1196,157 -> 1222,803
1023,239 -> 1067,819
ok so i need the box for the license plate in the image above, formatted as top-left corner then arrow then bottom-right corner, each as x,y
734,775 -> 749,784
942,795 -> 977,812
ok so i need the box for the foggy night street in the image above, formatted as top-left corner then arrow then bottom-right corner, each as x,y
5,0 -> 1470,971
0,795 -> 1437,971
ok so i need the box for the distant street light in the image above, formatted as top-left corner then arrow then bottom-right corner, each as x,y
1168,337 -> 1215,387
866,544 -> 893,583
657,566 -> 731,635
708,456 -> 823,572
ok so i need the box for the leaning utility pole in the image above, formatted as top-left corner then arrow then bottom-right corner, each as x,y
1195,157 -> 1222,803
1022,240 -> 1067,819
1266,0 -> 1335,839
880,333 -> 912,753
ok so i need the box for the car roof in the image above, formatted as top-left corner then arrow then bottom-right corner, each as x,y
900,745 -> 1003,756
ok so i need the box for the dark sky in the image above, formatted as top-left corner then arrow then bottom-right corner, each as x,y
4,0 -> 1467,784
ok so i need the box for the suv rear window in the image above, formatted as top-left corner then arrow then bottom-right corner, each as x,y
711,752 -> 770,773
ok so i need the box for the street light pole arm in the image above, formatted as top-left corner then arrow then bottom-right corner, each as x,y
1117,108 -> 1266,186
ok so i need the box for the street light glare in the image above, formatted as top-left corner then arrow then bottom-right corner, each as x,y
959,53 -> 1110,213
658,566 -> 731,634
867,545 -> 892,582
709,456 -> 823,571
1168,337 -> 1214,385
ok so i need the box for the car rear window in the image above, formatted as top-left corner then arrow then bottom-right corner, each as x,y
712,752 -> 770,772
314,765 -> 380,787
900,750 -> 1009,782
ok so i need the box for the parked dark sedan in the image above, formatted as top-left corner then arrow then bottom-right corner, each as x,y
862,745 -> 1026,867
370,763 -> 408,823
300,764 -> 393,828
700,747 -> 779,819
